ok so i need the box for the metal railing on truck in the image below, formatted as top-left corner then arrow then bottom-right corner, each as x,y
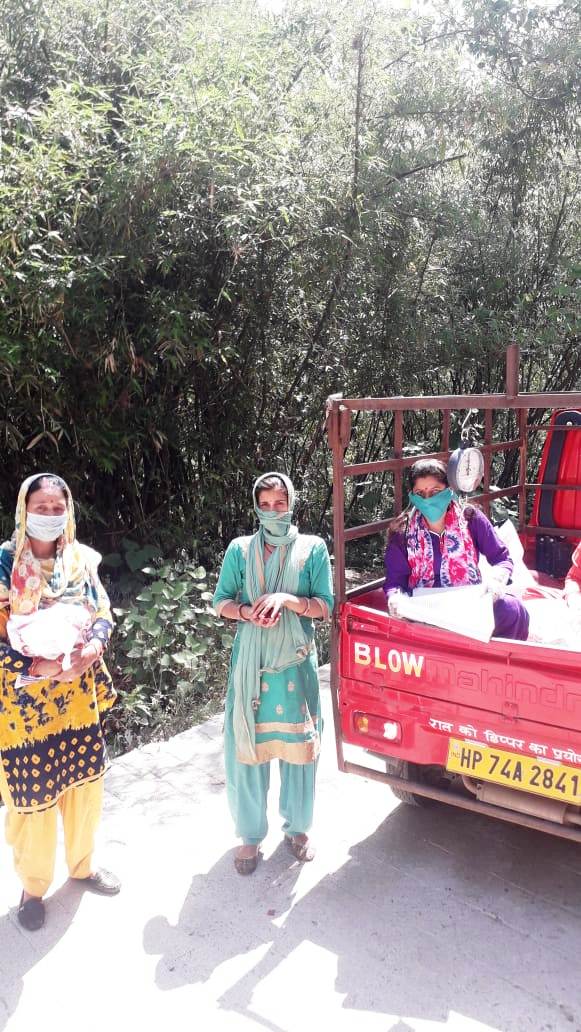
325,343 -> 581,842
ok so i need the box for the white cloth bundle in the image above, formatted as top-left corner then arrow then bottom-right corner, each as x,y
396,584 -> 495,643
7,603 -> 92,670
525,597 -> 581,650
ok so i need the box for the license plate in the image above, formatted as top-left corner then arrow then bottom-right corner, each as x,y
446,738 -> 581,806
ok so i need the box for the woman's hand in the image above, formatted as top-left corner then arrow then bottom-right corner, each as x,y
58,641 -> 103,683
387,589 -> 403,618
487,567 -> 509,602
249,593 -> 289,627
30,658 -> 64,680
237,603 -> 264,627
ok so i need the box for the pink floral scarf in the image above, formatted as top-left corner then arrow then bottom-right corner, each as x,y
407,501 -> 481,589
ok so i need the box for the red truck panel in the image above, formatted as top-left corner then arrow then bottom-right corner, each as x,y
339,590 -> 581,769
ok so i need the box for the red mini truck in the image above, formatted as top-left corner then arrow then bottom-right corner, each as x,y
326,345 -> 581,843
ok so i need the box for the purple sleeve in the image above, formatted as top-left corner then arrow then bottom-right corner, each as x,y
468,509 -> 514,579
383,533 -> 412,596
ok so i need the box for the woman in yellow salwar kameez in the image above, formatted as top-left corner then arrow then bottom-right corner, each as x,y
0,474 -> 120,930
213,473 -> 334,876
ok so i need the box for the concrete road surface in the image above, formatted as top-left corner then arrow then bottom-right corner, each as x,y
1,668 -> 580,1032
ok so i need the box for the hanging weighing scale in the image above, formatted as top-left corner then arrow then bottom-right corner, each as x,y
447,412 -> 485,494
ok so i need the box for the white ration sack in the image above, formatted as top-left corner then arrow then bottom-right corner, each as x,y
478,518 -> 536,592
397,584 -> 495,643
8,603 -> 92,670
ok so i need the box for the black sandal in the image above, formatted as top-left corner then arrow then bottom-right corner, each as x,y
17,892 -> 45,931
234,848 -> 261,876
285,835 -> 315,862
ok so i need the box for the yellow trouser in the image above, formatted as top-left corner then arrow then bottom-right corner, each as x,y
0,761 -> 104,897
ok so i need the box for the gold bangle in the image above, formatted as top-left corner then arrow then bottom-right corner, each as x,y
239,604 -> 249,622
299,598 -> 309,616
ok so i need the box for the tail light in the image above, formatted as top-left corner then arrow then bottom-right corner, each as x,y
354,712 -> 402,743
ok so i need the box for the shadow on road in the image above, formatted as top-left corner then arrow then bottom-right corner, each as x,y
0,883 -> 84,1032
144,800 -> 581,1031
143,840 -> 305,991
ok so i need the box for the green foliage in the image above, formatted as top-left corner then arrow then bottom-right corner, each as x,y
105,554 -> 230,753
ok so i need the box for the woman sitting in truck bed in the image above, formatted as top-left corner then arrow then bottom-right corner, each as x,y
384,459 -> 529,641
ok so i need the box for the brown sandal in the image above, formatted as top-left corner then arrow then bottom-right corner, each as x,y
234,848 -> 261,876
285,835 -> 315,863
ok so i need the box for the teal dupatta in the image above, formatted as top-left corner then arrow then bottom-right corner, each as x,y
233,473 -> 312,764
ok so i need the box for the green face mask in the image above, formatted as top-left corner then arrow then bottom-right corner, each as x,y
409,487 -> 453,523
254,508 -> 293,537
252,471 -> 298,546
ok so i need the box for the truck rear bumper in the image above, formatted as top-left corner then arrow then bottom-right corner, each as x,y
343,758 -> 581,843
338,674 -> 581,835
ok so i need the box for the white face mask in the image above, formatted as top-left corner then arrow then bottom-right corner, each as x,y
26,512 -> 68,542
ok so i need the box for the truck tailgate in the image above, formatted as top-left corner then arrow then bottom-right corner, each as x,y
340,599 -> 581,735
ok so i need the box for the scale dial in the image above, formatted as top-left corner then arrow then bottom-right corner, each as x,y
448,446 -> 485,494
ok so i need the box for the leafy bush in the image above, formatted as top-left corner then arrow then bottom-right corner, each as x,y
104,551 -> 232,753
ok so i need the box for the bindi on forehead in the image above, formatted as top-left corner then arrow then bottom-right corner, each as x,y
412,477 -> 447,499
414,477 -> 444,491
27,486 -> 68,510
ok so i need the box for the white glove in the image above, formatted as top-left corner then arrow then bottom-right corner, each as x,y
566,592 -> 581,612
487,568 -> 509,602
387,589 -> 402,617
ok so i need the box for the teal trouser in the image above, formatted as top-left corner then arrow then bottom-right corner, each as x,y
224,698 -> 317,846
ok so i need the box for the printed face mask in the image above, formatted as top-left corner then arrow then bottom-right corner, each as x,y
409,487 -> 453,523
26,512 -> 68,542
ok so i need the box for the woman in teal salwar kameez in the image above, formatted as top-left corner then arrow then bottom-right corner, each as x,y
213,473 -> 334,875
